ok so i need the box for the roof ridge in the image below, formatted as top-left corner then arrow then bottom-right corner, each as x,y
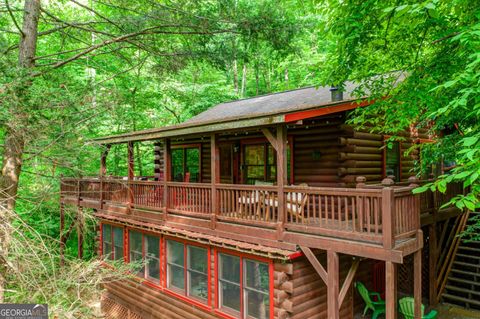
217,84 -> 322,105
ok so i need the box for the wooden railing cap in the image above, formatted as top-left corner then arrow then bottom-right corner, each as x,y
381,177 -> 395,186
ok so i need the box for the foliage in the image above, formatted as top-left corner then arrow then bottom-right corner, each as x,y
0,0 -> 324,312
321,0 -> 480,232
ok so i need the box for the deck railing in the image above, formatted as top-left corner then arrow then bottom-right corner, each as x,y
60,177 -> 435,247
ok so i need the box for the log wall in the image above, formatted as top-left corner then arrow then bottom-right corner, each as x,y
279,254 -> 353,319
288,115 -> 345,187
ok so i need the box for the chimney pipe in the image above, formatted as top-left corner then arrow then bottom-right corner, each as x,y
330,85 -> 343,102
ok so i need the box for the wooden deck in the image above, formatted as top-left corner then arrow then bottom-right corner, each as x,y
60,177 -> 440,262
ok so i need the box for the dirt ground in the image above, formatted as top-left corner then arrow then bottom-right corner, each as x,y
353,303 -> 480,319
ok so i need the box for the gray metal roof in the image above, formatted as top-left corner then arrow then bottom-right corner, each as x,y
185,82 -> 358,125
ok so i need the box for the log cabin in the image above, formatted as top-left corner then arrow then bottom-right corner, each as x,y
60,81 -> 469,319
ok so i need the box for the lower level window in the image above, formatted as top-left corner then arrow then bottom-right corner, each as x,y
167,239 -> 209,302
145,234 -> 160,281
129,231 -> 144,277
102,224 -> 124,260
218,253 -> 270,319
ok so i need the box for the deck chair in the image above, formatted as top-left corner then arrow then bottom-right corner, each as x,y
399,297 -> 437,319
286,183 -> 309,222
355,281 -> 385,319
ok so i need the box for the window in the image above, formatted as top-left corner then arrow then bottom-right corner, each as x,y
102,224 -> 124,260
129,230 -> 144,277
187,246 -> 208,301
171,146 -> 200,182
243,144 -> 276,185
244,259 -> 270,319
113,227 -> 124,261
166,240 -> 209,303
102,224 -> 112,259
167,240 -> 185,290
219,253 -> 241,314
385,141 -> 401,181
218,253 -> 271,319
145,235 -> 160,281
128,231 -> 161,282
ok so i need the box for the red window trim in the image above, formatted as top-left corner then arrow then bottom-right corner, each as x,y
214,247 -> 274,319
164,235 -> 212,308
99,223 -> 274,318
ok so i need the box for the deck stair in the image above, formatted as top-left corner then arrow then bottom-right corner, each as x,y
442,212 -> 480,311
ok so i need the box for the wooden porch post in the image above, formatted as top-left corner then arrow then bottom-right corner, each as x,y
99,144 -> 110,210
127,141 -> 134,210
276,125 -> 287,239
327,250 -> 340,319
211,134 -> 220,229
77,206 -> 84,259
414,249 -> 422,318
385,261 -> 397,319
163,138 -> 171,221
382,185 -> 395,249
60,203 -> 65,266
428,224 -> 438,306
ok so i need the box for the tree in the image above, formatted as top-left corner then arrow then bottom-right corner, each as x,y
0,0 -> 308,303
320,0 -> 480,236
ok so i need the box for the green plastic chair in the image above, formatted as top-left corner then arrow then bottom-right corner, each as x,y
355,281 -> 386,319
399,297 -> 438,319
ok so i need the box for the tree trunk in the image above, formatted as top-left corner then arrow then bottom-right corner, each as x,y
233,59 -> 239,95
0,0 -> 40,302
241,63 -> 247,97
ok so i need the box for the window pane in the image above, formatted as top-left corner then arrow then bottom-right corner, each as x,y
245,145 -> 265,165
113,227 -> 124,261
145,235 -> 160,280
245,290 -> 270,319
167,240 -> 185,290
220,281 -> 241,313
189,272 -> 208,300
172,148 -> 184,181
102,224 -> 112,258
219,254 -> 240,283
168,264 -> 185,290
129,231 -> 142,252
129,231 -> 143,276
167,240 -> 184,266
188,246 -> 207,273
386,141 -> 400,181
245,259 -> 269,292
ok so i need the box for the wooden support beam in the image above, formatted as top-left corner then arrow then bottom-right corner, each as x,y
163,138 -> 170,221
382,187 -> 395,249
385,261 -> 397,319
127,141 -> 134,210
60,203 -> 65,266
276,125 -> 287,238
414,249 -> 422,318
339,258 -> 360,307
77,206 -> 84,260
327,250 -> 340,319
300,246 -> 327,284
261,127 -> 278,151
99,144 -> 111,210
428,224 -> 438,306
211,133 -> 220,229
